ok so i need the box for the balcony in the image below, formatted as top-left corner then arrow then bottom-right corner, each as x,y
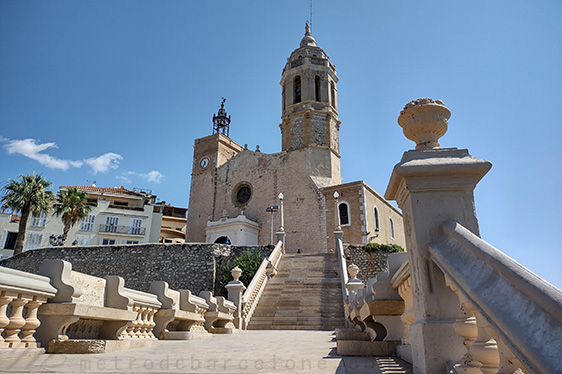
98,224 -> 146,236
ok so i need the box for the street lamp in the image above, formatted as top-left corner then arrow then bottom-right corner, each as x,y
333,191 -> 341,231
266,205 -> 279,245
278,193 -> 284,233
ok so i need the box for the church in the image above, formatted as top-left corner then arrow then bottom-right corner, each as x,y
186,25 -> 405,253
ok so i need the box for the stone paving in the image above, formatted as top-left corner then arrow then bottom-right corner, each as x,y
0,331 -> 412,374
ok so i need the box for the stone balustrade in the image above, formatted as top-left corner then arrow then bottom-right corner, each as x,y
239,239 -> 284,329
199,291 -> 236,333
345,254 -> 407,343
35,260 -> 139,353
0,266 -> 56,349
429,220 -> 562,374
105,275 -> 161,340
149,281 -> 209,340
384,98 -> 562,372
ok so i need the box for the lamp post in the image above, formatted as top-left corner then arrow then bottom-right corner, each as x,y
333,191 -> 341,231
275,193 -> 286,250
278,193 -> 284,232
265,205 -> 279,245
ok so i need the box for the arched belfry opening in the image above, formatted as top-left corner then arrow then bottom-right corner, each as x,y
293,76 -> 302,104
212,98 -> 231,137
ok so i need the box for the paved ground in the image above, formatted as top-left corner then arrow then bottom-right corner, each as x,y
0,331 -> 412,374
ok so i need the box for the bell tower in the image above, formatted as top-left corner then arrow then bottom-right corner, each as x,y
279,23 -> 341,185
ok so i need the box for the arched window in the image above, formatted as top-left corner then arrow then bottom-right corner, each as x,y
339,202 -> 350,226
330,81 -> 336,107
389,218 -> 395,240
315,76 -> 321,101
293,76 -> 302,104
374,206 -> 380,232
282,85 -> 286,110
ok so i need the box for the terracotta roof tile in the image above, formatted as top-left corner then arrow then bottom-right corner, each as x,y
59,185 -> 143,197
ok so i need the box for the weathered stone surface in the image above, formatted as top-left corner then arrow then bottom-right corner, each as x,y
0,243 -> 273,295
344,246 -> 390,284
336,340 -> 397,356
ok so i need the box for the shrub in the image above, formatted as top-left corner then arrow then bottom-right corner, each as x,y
362,243 -> 405,253
217,249 -> 263,296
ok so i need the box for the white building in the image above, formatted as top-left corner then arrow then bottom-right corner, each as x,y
0,185 -> 163,259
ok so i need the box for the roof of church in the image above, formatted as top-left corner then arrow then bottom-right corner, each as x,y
59,185 -> 143,197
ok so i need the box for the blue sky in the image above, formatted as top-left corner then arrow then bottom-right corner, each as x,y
1,1 -> 561,287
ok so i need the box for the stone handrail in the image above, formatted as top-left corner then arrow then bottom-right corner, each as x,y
335,232 -> 349,306
105,275 -> 161,339
35,260 -> 139,352
199,291 -> 236,333
149,281 -> 209,340
240,239 -> 284,328
0,266 -> 56,348
429,219 -> 562,374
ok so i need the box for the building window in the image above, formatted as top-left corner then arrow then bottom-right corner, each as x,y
233,182 -> 253,206
80,214 -> 96,231
330,81 -> 336,107
389,217 -> 395,240
31,212 -> 47,227
338,202 -> 350,226
104,216 -> 119,233
129,218 -> 142,235
26,233 -> 43,250
293,76 -> 301,104
125,240 -> 139,244
100,238 -> 116,245
374,206 -> 380,232
315,76 -> 321,101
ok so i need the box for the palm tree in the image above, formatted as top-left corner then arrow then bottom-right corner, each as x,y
52,187 -> 92,245
1,173 -> 54,255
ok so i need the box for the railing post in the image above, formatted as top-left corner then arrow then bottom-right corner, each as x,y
226,266 -> 246,329
385,98 -> 492,374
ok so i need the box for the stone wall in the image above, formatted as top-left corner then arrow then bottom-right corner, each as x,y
0,243 -> 273,295
344,245 -> 389,283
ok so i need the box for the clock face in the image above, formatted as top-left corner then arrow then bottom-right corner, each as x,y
199,157 -> 210,169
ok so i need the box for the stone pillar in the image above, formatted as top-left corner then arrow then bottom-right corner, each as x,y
225,266 -> 246,329
385,98 -> 492,374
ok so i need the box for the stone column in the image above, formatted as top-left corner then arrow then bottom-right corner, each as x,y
385,98 -> 492,374
225,266 -> 246,329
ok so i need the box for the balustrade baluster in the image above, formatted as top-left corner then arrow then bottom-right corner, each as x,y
0,292 -> 14,348
4,295 -> 28,347
20,297 -> 43,347
470,313 -> 500,374
445,278 -> 481,373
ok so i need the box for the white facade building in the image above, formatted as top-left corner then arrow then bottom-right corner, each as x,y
0,185 -> 163,259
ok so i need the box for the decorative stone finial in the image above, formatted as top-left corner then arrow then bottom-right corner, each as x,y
300,22 -> 317,48
398,98 -> 450,150
348,264 -> 360,280
231,266 -> 242,281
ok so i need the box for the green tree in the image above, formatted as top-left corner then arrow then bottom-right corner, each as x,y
52,187 -> 92,245
1,173 -> 54,255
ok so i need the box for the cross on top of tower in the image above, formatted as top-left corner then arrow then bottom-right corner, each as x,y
212,97 -> 231,137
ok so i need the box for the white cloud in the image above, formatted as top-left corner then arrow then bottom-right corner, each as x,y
3,138 -> 83,170
145,170 -> 163,183
127,170 -> 164,184
84,153 -> 123,174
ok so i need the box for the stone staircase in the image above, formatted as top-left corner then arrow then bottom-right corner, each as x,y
247,252 -> 346,331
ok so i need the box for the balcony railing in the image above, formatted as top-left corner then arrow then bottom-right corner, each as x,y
98,224 -> 146,236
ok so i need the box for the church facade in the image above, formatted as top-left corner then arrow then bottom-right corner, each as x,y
186,25 -> 405,253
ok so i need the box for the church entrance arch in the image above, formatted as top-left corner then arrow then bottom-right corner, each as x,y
214,236 -> 231,244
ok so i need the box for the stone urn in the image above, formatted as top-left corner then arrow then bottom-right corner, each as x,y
231,266 -> 242,282
398,98 -> 450,150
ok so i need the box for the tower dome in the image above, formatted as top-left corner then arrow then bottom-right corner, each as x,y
300,23 -> 317,47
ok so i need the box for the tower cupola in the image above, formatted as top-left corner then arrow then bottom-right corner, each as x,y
279,23 -> 341,157
212,98 -> 231,137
